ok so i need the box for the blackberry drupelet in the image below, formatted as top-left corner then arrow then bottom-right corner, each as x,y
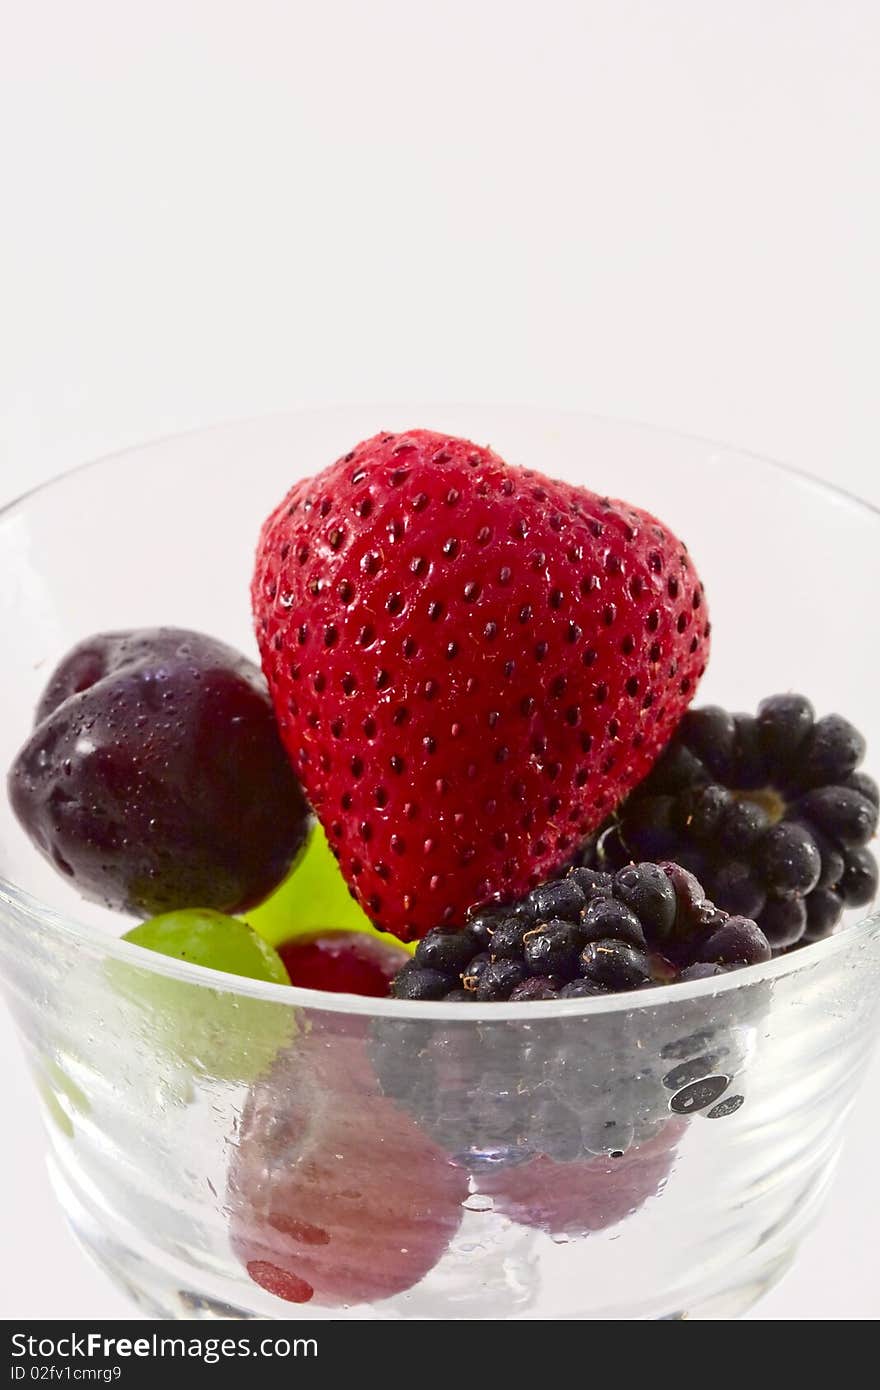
605,695 -> 878,951
579,940 -> 654,990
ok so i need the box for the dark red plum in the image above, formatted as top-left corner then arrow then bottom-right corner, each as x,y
8,628 -> 310,916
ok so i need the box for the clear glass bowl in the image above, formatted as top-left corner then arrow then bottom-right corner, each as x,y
1,406 -> 879,1322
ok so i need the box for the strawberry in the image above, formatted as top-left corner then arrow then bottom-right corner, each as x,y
253,430 -> 709,941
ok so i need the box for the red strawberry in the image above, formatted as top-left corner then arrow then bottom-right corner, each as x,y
253,430 -> 709,941
228,1033 -> 467,1306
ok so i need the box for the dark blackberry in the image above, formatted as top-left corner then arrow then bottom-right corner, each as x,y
464,914 -> 496,952
487,917 -> 530,960
677,706 -> 736,779
523,919 -> 584,976
756,693 -> 814,770
527,877 -> 586,922
567,866 -> 614,896
390,859 -> 770,991
557,977 -> 607,998
840,847 -> 879,908
758,823 -> 821,898
678,961 -> 727,981
705,861 -> 766,920
475,959 -> 527,1001
581,896 -> 647,949
796,787 -> 878,849
803,888 -> 844,942
461,952 -> 491,992
579,940 -> 653,990
612,863 -> 677,940
509,976 -> 559,1002
612,694 -> 877,954
844,771 -> 879,807
444,988 -> 475,1002
792,714 -> 866,790
696,917 -> 772,968
756,896 -> 807,950
391,964 -> 454,1000
414,928 -> 479,976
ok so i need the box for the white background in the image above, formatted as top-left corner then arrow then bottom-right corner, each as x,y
1,1 -> 879,1320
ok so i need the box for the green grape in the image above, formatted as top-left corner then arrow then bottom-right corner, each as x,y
245,823 -> 415,955
112,910 -> 294,1085
124,909 -> 291,984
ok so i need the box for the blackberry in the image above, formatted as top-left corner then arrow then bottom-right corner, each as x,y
844,771 -> 879,807
757,896 -> 807,950
678,961 -> 727,981
581,896 -> 646,948
527,877 -> 586,922
758,823 -> 821,898
375,859 -> 770,1171
390,964 -> 454,1000
580,940 -> 653,990
523,919 -> 583,976
462,952 -> 491,991
697,917 -> 772,968
509,975 -> 560,1002
413,929 -> 478,976
609,695 -> 877,950
464,913 -> 500,952
475,959 -> 528,1001
558,977 -> 606,998
395,858 -> 771,997
803,888 -> 844,942
612,863 -> 677,940
797,787 -> 877,848
568,866 -> 614,897
705,861 -> 766,920
840,847 -> 879,908
486,917 -> 530,960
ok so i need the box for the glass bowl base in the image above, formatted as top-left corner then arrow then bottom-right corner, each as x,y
50,1152 -> 803,1322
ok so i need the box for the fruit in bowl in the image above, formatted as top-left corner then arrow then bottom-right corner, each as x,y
8,428 -> 875,999
4,425 -> 877,1312
7,429 -> 875,1013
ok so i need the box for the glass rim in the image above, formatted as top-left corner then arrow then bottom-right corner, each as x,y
3,874 -> 879,1021
2,403 -> 879,1022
